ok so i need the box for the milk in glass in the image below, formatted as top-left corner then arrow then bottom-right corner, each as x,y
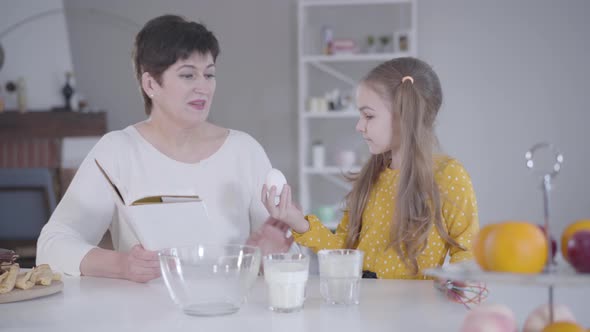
318,249 -> 364,305
263,254 -> 309,313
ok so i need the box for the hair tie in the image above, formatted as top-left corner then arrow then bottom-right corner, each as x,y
402,76 -> 414,84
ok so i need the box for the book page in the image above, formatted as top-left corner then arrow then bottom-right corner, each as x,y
94,159 -> 127,205
95,159 -> 200,206
131,195 -> 201,205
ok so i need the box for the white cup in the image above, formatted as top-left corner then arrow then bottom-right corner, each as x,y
263,253 -> 309,313
318,249 -> 364,305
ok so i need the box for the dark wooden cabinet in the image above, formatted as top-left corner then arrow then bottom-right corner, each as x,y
0,111 -> 107,168
0,111 -> 107,139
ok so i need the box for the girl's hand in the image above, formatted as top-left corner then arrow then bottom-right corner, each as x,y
120,245 -> 161,283
246,217 -> 294,256
261,184 -> 308,233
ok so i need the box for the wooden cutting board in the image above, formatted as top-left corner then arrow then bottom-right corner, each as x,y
0,280 -> 63,304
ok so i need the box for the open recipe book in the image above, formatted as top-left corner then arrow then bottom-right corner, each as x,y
95,159 -> 208,251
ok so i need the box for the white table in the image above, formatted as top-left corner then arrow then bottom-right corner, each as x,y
1,276 -> 589,331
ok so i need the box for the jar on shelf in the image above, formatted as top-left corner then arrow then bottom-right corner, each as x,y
16,77 -> 27,113
321,26 -> 333,55
312,141 -> 325,169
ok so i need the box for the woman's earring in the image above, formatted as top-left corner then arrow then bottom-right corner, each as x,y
149,94 -> 154,98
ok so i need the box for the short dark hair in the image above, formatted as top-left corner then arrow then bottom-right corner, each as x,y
132,14 -> 220,115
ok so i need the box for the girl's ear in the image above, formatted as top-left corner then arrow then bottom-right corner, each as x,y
141,72 -> 158,98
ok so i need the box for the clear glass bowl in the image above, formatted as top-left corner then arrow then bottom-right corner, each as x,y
158,244 -> 261,316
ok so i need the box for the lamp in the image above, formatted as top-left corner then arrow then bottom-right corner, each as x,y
0,7 -> 140,72
0,7 -> 140,112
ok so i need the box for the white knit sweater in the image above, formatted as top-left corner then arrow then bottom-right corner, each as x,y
37,126 -> 272,275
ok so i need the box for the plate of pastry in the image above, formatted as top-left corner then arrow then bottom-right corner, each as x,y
0,249 -> 63,303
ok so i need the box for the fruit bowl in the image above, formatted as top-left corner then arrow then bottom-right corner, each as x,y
424,261 -> 590,287
158,244 -> 261,316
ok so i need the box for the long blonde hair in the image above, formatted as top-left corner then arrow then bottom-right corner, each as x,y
344,57 -> 462,274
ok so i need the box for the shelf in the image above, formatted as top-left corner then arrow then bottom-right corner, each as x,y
424,261 -> 590,287
304,166 -> 361,174
300,0 -> 411,7
303,111 -> 358,118
301,52 -> 412,63
297,0 -> 416,213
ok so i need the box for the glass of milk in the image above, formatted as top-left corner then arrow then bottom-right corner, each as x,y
263,253 -> 309,313
318,249 -> 364,305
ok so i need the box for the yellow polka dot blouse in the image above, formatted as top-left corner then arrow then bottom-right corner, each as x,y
292,156 -> 479,279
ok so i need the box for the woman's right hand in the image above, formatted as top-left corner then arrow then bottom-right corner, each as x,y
261,184 -> 309,234
120,245 -> 161,283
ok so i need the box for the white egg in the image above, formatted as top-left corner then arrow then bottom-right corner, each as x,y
460,304 -> 517,332
265,168 -> 287,205
523,303 -> 576,332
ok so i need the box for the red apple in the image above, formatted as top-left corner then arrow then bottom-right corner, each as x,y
567,230 -> 590,273
537,225 -> 557,261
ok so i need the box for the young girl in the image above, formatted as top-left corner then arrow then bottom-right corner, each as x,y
263,57 -> 479,279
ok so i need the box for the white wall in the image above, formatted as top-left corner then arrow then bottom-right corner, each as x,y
60,0 -> 589,236
418,0 -> 590,235
0,0 -> 74,110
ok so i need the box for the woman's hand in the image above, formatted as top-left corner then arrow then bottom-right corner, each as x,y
246,218 -> 294,256
261,184 -> 308,233
120,245 -> 161,283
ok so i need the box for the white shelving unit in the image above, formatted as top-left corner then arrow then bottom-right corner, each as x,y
301,52 -> 412,63
297,0 -> 417,227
